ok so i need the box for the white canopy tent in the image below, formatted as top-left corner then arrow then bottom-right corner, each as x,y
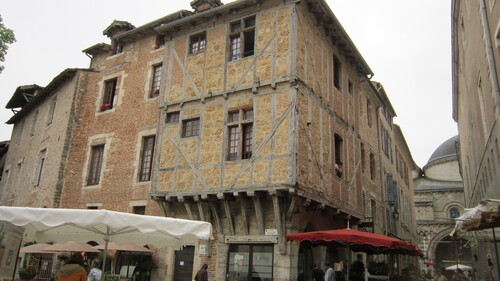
0,206 -> 212,279
445,264 -> 473,271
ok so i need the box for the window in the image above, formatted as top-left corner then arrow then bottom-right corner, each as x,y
87,206 -> 99,210
166,112 -> 180,123
30,110 -> 38,137
35,149 -> 46,187
15,120 -> 24,145
87,144 -> 104,185
47,97 -> 57,125
101,78 -> 117,111
227,244 -> 273,281
190,32 -> 206,54
348,80 -> 353,95
182,118 -> 200,138
367,98 -> 372,127
155,35 -> 165,49
361,143 -> 365,172
370,152 -> 375,180
139,136 -> 155,182
227,108 -> 254,161
334,134 -> 343,177
333,56 -> 342,90
150,64 -> 162,98
113,42 -> 124,55
133,206 -> 146,215
229,16 -> 256,61
449,207 -> 460,219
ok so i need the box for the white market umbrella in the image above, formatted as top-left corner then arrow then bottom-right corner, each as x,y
445,264 -> 473,271
0,206 -> 212,279
20,243 -> 53,254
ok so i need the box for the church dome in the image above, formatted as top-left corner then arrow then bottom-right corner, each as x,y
427,135 -> 459,164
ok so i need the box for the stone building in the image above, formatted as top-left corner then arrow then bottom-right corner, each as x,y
0,69 -> 92,208
0,0 -> 419,280
146,0 -> 418,280
452,0 -> 500,278
413,136 -> 471,270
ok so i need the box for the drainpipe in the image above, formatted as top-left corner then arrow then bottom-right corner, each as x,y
479,0 -> 500,117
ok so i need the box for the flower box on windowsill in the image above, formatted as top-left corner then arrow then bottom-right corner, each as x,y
100,104 -> 112,111
150,89 -> 160,98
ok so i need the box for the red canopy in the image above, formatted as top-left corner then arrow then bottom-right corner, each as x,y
286,228 -> 421,256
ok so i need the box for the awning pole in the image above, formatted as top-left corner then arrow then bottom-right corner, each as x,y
492,228 -> 500,281
101,227 -> 110,281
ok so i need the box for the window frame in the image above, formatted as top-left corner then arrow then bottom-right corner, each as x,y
46,97 -> 57,125
334,134 -> 343,178
87,144 -> 105,186
189,32 -> 207,54
166,111 -> 180,124
150,64 -> 163,98
138,135 -> 155,182
226,244 -> 274,281
226,107 -> 254,161
34,149 -> 46,187
229,16 -> 256,61
182,118 -> 201,138
101,78 -> 117,112
155,35 -> 165,49
333,55 -> 342,91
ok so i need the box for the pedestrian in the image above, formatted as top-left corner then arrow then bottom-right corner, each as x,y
324,263 -> 335,281
87,259 -> 101,281
312,264 -> 325,281
194,263 -> 208,281
57,253 -> 87,281
435,268 -> 447,281
452,269 -> 469,281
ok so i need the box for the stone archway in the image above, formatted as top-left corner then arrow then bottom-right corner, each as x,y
427,227 -> 473,268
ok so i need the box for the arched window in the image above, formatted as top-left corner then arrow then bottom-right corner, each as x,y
449,207 -> 460,219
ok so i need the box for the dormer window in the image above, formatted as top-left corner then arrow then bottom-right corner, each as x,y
113,42 -> 124,55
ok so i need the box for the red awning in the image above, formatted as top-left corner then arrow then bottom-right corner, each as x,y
286,228 -> 422,256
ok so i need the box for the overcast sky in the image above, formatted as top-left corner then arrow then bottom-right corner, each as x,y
0,0 -> 456,168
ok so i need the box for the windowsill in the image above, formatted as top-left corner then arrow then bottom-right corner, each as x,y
188,50 -> 206,56
181,135 -> 199,139
83,184 -> 101,190
226,158 -> 251,163
228,55 -> 254,63
106,52 -> 124,60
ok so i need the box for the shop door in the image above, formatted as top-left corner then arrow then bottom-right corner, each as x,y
173,246 -> 194,281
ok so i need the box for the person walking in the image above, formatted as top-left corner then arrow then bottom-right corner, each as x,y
57,253 -> 87,281
312,264 -> 325,281
435,268 -> 447,281
87,259 -> 102,281
324,263 -> 335,281
194,264 -> 208,281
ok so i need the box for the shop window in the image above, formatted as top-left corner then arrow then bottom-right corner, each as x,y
227,244 -> 273,281
229,16 -> 255,61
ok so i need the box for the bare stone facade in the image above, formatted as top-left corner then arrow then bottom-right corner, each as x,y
0,70 -> 91,208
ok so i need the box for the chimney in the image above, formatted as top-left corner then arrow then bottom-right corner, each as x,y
103,20 -> 135,38
190,0 -> 223,13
